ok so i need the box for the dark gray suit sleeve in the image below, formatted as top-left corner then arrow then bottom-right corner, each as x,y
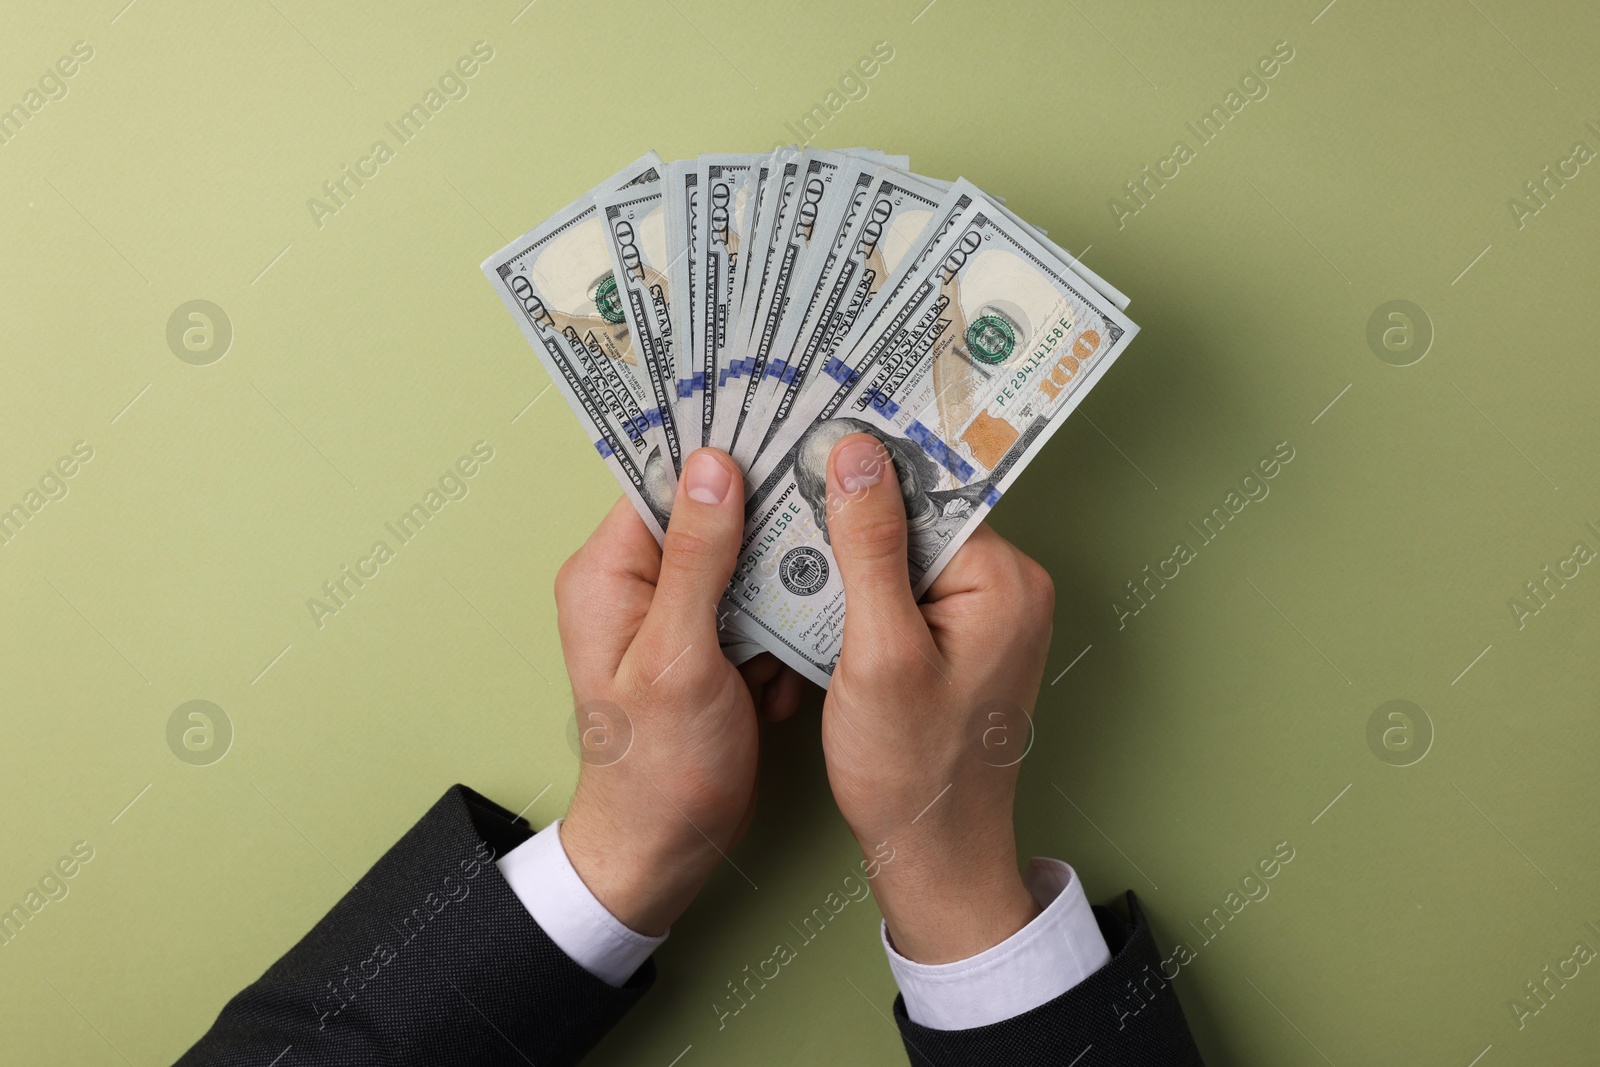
894,892 -> 1205,1066
174,785 -> 652,1067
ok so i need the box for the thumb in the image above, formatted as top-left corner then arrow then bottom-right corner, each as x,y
826,434 -> 930,654
641,448 -> 744,648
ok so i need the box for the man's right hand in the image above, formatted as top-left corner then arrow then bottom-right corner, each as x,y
820,433 -> 1057,965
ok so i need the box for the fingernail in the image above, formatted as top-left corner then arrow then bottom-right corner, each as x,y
834,436 -> 887,495
684,450 -> 732,505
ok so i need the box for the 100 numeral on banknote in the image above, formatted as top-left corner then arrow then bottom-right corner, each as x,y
721,203 -> 1138,686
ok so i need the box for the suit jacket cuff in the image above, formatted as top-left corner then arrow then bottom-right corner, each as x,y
883,858 -> 1111,1029
497,817 -> 667,987
894,892 -> 1206,1067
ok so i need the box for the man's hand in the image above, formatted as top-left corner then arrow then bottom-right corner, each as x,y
821,433 -> 1055,964
555,449 -> 803,936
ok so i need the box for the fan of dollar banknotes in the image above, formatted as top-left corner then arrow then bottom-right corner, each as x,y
482,148 -> 1138,688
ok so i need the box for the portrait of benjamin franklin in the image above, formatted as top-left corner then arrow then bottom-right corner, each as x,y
791,417 -> 992,573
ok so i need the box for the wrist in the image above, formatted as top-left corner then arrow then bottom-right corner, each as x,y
559,797 -> 717,936
873,849 -> 1040,965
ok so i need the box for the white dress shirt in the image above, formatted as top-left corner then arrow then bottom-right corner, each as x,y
497,821 -> 1112,1029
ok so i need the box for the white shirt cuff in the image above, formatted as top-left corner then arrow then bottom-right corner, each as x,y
883,858 -> 1112,1030
495,818 -> 666,987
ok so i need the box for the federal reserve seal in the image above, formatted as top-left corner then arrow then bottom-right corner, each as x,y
965,315 -> 1016,364
594,273 -> 625,324
779,546 -> 829,596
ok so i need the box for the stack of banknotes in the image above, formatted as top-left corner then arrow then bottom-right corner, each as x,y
482,148 -> 1138,688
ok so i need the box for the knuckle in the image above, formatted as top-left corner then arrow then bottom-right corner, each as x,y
634,633 -> 718,699
553,551 -> 586,606
838,509 -> 905,570
662,525 -> 721,573
859,632 -> 928,681
969,537 -> 1012,577
1020,559 -> 1056,620
884,646 -> 928,681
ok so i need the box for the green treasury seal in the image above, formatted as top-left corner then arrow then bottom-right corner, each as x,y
594,273 -> 625,325
965,315 -> 1016,365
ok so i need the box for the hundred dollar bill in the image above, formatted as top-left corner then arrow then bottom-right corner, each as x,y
481,153 -> 676,535
728,150 -> 790,338
713,146 -> 892,452
594,179 -> 689,475
745,178 -> 983,490
482,154 -> 674,459
663,160 -> 702,449
693,154 -> 760,450
747,177 -> 1131,490
711,148 -> 799,451
727,151 -> 883,467
717,149 -> 903,455
725,199 -> 1139,686
737,168 -> 948,468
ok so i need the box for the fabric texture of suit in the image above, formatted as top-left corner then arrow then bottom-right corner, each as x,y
177,786 -> 1202,1066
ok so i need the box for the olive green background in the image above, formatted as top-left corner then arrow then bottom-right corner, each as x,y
3,0 -> 1597,1063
